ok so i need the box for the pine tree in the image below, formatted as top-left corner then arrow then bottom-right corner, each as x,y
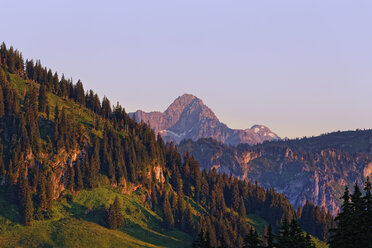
163,191 -> 174,229
205,231 -> 212,248
176,191 -> 185,227
102,96 -> 111,119
108,157 -> 115,182
170,191 -> 177,218
239,196 -> 247,219
243,227 -> 261,248
193,229 -> 212,248
36,174 -> 47,211
113,196 -> 124,228
265,224 -> 275,248
350,184 -> 365,248
19,176 -> 33,225
46,105 -> 50,119
184,203 -> 194,234
107,196 -> 124,229
151,183 -> 158,209
231,182 -> 240,212
107,202 -> 117,229
24,87 -> 41,153
34,174 -> 48,220
0,68 -> 7,86
218,237 -> 228,248
278,217 -> 291,248
329,186 -> 353,248
66,164 -> 75,191
329,182 -> 372,248
38,84 -> 48,113
54,105 -> 59,123
193,229 -> 205,248
59,74 -> 68,98
289,218 -> 305,247
74,159 -> 84,190
363,177 -> 372,248
45,174 -> 54,209
0,144 -> 5,176
75,80 -> 85,105
7,161 -> 15,185
86,154 -> 99,189
0,84 -> 4,118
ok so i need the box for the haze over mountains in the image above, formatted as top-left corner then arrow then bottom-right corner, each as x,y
131,94 -> 279,145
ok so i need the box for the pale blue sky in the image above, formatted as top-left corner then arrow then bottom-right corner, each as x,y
2,0 -> 372,138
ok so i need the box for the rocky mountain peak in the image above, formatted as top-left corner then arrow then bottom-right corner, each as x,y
164,94 -> 218,122
131,94 -> 279,145
165,94 -> 198,116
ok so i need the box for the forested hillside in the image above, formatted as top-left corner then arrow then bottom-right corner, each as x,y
179,136 -> 372,218
0,42 -> 330,247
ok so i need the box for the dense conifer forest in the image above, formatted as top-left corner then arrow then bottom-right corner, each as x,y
0,42 -> 369,247
328,180 -> 372,248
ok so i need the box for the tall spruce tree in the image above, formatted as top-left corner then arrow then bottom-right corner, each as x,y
38,84 -> 48,113
231,181 -> 240,212
278,217 -> 291,248
0,84 -> 4,118
239,196 -> 247,219
151,183 -> 158,209
328,186 -> 353,248
113,196 -> 124,228
184,203 -> 194,234
107,196 -> 124,229
163,191 -> 175,229
265,224 -> 275,248
19,176 -> 33,225
0,144 -> 5,176
45,174 -> 54,209
107,202 -> 117,229
66,164 -> 75,191
36,174 -> 47,211
74,159 -> 84,190
74,80 -> 85,105
363,177 -> 372,248
350,184 -> 365,248
243,227 -> 261,248
193,229 -> 212,248
289,218 -> 305,248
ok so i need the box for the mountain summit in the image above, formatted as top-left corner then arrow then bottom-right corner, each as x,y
131,94 -> 279,145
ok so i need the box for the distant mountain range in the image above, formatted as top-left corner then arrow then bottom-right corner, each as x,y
130,94 -> 372,216
130,94 -> 279,145
178,129 -> 372,216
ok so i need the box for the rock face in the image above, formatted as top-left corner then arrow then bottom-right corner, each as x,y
131,94 -> 279,145
178,133 -> 372,216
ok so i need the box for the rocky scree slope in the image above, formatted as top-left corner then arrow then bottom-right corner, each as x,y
131,94 -> 279,145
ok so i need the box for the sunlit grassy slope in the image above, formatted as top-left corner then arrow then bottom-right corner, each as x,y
0,184 -> 302,248
0,185 -> 193,248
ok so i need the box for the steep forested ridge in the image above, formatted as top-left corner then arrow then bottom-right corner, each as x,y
179,136 -> 372,217
0,42 -> 328,247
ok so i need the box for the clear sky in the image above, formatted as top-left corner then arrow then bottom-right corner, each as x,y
2,0 -> 372,138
